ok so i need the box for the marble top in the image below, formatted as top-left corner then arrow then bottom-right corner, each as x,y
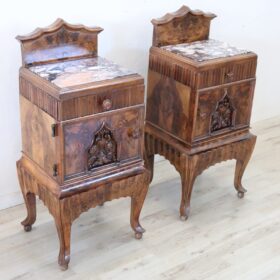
29,57 -> 136,88
161,39 -> 251,62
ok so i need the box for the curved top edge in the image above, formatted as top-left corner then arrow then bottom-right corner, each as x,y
16,18 -> 103,42
151,5 -> 217,25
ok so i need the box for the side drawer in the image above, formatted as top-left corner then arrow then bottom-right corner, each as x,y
198,56 -> 257,89
194,80 -> 255,140
61,105 -> 144,180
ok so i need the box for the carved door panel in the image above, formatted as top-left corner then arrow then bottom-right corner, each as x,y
194,80 -> 255,141
61,106 -> 144,180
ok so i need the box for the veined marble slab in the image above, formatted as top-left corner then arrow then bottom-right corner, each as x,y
161,39 -> 251,62
29,57 -> 136,88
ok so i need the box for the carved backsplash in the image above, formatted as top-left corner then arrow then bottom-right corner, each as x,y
87,122 -> 117,170
210,92 -> 235,133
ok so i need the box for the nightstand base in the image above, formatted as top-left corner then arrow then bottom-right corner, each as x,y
17,156 -> 150,270
145,124 -> 256,220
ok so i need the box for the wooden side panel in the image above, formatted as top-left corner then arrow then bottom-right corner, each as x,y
194,80 -> 255,140
61,84 -> 144,120
149,52 -> 198,88
146,70 -> 192,142
20,96 -> 58,179
62,106 -> 144,179
19,76 -> 59,120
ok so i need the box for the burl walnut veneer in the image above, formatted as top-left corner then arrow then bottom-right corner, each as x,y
16,19 -> 150,270
145,6 -> 257,220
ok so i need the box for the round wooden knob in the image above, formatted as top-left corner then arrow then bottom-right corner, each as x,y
102,99 -> 112,111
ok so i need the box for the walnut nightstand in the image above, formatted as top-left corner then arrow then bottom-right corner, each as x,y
16,19 -> 149,270
145,6 -> 257,220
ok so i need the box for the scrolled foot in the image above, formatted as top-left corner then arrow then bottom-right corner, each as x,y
58,254 -> 70,271
237,190 -> 246,199
133,225 -> 145,240
20,193 -> 36,232
180,215 -> 188,221
23,224 -> 32,232
236,186 -> 247,199
180,205 -> 190,221
135,232 -> 143,240
237,192 -> 244,198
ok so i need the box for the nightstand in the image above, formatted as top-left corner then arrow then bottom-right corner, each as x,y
145,6 -> 257,220
16,19 -> 149,270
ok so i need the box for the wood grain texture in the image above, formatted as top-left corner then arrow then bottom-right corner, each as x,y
149,48 -> 257,89
16,18 -> 103,66
145,128 -> 256,219
146,6 -> 258,222
195,80 -> 255,140
146,71 -> 192,142
62,106 -> 144,180
20,76 -> 59,119
2,116 -> 278,279
20,96 -> 59,181
147,6 -> 258,146
60,83 -> 144,120
16,19 -> 148,270
152,5 -> 216,47
17,156 -> 150,270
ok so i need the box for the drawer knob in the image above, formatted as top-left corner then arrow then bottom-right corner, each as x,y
102,99 -> 112,111
225,72 -> 234,81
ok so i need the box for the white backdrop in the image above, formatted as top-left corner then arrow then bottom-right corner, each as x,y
0,0 -> 279,209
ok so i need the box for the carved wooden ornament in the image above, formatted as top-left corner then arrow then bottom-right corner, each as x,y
151,5 -> 216,47
16,18 -> 103,66
210,90 -> 235,133
87,122 -> 117,170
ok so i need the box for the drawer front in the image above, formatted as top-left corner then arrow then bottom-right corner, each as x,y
62,106 -> 144,180
61,84 -> 144,120
198,57 -> 257,89
194,80 -> 255,140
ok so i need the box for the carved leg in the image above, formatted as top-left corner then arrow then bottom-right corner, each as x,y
179,156 -> 197,221
130,172 -> 150,239
21,193 -> 36,232
145,154 -> 155,183
234,135 -> 257,198
17,160 -> 36,232
54,202 -> 71,270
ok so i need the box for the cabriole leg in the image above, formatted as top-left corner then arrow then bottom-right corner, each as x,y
21,193 -> 36,232
179,157 -> 196,221
234,135 -> 257,198
54,204 -> 72,271
17,160 -> 36,232
145,154 -> 155,183
130,172 -> 150,240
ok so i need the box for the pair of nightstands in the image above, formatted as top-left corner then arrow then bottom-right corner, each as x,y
16,6 -> 257,269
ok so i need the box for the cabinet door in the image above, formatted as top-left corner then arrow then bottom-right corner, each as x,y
62,106 -> 144,180
194,80 -> 255,141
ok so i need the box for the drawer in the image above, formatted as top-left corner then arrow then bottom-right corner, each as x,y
198,56 -> 257,89
61,84 -> 144,120
194,80 -> 255,140
62,106 -> 144,180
